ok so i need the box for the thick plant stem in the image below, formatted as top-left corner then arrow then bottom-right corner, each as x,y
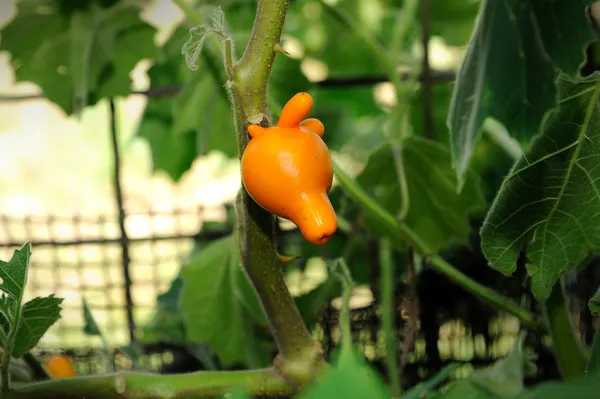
231,0 -> 322,384
332,162 -> 543,330
542,277 -> 588,381
6,368 -> 293,399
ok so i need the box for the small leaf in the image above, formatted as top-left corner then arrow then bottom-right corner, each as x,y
481,74 -> 600,300
182,25 -> 210,70
13,295 -> 63,358
211,7 -> 226,32
0,242 -> 31,301
82,298 -> 102,336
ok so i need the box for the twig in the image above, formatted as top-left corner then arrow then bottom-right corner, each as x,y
108,99 -> 136,344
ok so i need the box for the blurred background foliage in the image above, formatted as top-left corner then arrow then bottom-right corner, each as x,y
0,0 -> 592,390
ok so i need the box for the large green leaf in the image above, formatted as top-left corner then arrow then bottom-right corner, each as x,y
447,0 -> 596,187
179,235 -> 271,368
481,74 -> 600,300
356,137 -> 485,252
0,0 -> 156,115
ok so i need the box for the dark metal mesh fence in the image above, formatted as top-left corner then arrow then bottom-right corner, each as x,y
0,208 -> 210,373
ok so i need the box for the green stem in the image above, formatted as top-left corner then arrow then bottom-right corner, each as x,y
6,368 -> 293,399
542,277 -> 588,381
332,161 -> 543,330
390,0 -> 419,62
391,144 -> 410,220
330,259 -> 355,354
1,294 -> 24,392
483,118 -> 524,161
223,36 -> 234,80
379,238 -> 401,396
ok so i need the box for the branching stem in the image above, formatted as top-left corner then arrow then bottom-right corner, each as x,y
332,161 -> 544,330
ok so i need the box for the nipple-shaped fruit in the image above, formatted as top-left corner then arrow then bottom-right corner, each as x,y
241,92 -> 337,245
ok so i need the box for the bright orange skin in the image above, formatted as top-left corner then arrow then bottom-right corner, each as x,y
241,92 -> 337,245
46,355 -> 77,378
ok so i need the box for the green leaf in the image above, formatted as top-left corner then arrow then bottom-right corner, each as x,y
356,137 -> 485,252
470,332 -> 526,396
448,0 -> 596,187
82,298 -> 102,336
211,7 -> 226,32
179,235 -> 270,367
12,295 -> 63,358
295,276 -> 340,330
0,242 -> 31,301
137,103 -> 199,181
181,25 -> 211,71
0,0 -> 156,115
481,74 -> 600,300
297,349 -> 390,399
